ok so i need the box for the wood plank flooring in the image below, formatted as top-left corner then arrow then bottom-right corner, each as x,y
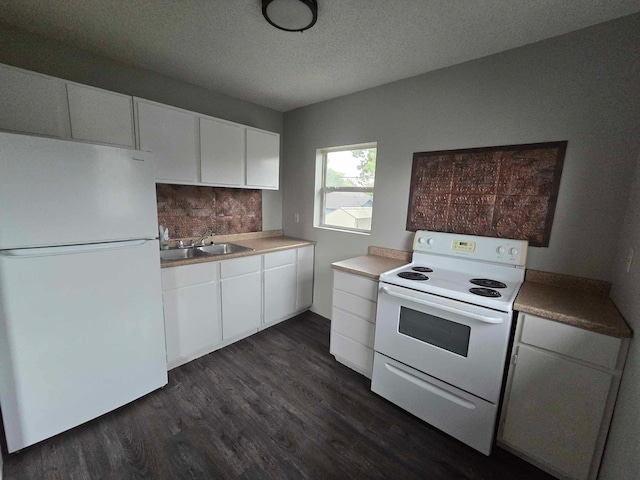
2,312 -> 555,479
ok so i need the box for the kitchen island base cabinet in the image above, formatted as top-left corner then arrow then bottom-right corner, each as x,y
330,271 -> 378,378
498,313 -> 628,480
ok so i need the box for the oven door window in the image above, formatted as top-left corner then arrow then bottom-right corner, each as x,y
398,307 -> 471,357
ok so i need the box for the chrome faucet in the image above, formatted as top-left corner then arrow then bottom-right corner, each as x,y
191,232 -> 214,247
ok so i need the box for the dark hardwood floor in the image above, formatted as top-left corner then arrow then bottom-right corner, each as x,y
2,312 -> 555,479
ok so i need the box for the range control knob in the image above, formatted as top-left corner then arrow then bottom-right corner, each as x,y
418,237 -> 426,244
497,246 -> 506,254
426,238 -> 434,245
509,247 -> 518,256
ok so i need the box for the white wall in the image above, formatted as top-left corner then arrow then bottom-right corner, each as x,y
282,14 -> 640,319
600,153 -> 640,479
0,22 -> 284,231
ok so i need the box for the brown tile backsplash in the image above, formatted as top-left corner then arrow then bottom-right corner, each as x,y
406,142 -> 566,246
156,184 -> 262,238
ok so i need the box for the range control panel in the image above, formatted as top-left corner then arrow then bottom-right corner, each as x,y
413,230 -> 528,266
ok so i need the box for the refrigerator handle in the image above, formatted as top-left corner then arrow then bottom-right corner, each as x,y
0,239 -> 156,258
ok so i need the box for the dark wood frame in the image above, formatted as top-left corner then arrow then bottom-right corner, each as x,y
406,141 -> 567,247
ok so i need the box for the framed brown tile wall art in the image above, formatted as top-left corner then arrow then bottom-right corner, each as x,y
406,142 -> 567,246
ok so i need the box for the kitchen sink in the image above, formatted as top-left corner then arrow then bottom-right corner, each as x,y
159,248 -> 209,261
160,243 -> 254,262
197,243 -> 254,255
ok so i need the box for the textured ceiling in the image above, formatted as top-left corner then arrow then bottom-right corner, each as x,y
1,1 -> 639,112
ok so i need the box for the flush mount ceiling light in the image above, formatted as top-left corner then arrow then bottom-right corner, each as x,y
262,0 -> 318,32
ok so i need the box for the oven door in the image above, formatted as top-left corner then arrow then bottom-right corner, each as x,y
374,282 -> 513,403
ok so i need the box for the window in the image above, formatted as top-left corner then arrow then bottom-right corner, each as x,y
316,143 -> 377,233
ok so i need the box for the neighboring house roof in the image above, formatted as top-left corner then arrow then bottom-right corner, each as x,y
325,192 -> 372,209
335,207 -> 372,219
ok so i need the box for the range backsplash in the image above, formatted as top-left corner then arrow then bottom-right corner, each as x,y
156,184 -> 262,238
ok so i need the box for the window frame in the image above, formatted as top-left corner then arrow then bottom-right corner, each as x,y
317,143 -> 377,234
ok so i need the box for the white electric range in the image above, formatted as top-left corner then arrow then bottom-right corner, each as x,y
372,230 -> 528,455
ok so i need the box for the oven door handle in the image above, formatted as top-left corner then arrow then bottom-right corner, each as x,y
379,286 -> 504,324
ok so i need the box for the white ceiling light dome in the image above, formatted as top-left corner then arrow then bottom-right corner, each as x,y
262,0 -> 318,32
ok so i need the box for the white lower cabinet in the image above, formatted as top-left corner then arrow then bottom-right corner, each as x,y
498,313 -> 628,480
263,249 -> 297,326
221,256 -> 262,340
161,262 -> 221,370
161,245 -> 314,370
296,245 -> 314,310
263,245 -> 315,327
330,270 -> 378,378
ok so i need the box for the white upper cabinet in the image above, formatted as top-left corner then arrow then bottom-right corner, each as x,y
200,118 -> 280,190
135,99 -> 198,183
246,128 -> 280,189
200,117 -> 245,186
67,84 -> 134,147
0,65 -> 71,138
0,62 -> 279,189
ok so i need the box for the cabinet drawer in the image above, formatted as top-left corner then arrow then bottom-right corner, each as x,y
333,271 -> 378,302
333,289 -> 376,323
520,313 -> 621,370
162,262 -> 220,290
331,308 -> 375,348
264,249 -> 296,269
330,331 -> 374,375
297,245 -> 314,262
220,255 -> 262,278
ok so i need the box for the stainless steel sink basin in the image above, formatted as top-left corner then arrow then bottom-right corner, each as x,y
160,243 -> 254,262
159,248 -> 209,261
197,243 -> 254,255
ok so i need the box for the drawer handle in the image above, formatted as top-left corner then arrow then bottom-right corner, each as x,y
385,362 -> 477,410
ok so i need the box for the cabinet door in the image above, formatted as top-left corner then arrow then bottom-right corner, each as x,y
246,129 -> 279,189
162,281 -> 221,368
67,84 -> 134,147
264,264 -> 297,324
0,65 -> 70,138
136,100 -> 198,183
501,346 -> 612,480
221,271 -> 261,340
200,117 -> 245,186
296,246 -> 314,309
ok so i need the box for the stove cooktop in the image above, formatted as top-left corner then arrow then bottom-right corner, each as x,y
380,254 -> 525,312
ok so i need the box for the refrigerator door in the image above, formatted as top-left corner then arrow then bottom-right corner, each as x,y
0,239 -> 167,452
0,132 -> 158,249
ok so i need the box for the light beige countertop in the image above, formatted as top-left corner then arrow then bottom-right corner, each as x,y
330,247 -> 411,280
515,270 -> 632,338
160,231 -> 314,268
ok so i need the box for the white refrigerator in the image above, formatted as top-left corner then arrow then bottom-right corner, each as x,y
0,132 -> 167,452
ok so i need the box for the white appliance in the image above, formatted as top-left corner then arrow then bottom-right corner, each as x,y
0,132 -> 167,453
372,230 -> 528,455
